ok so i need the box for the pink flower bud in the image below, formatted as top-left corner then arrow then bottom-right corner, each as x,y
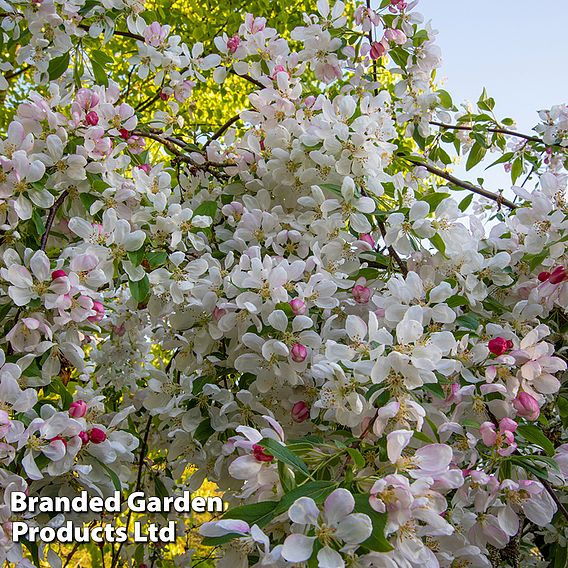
352,284 -> 371,304
159,90 -> 170,101
113,323 -> 126,336
137,163 -> 152,174
79,431 -> 89,445
271,65 -> 289,80
488,337 -> 512,356
538,271 -> 551,282
252,444 -> 273,462
119,128 -> 130,140
85,111 -> 99,126
549,266 -> 568,284
513,392 -> 540,421
51,269 -> 67,280
88,300 -> 105,323
359,233 -> 376,248
291,401 -> 310,423
69,400 -> 87,418
370,41 -> 387,60
290,299 -> 307,315
213,307 -> 226,322
89,428 -> 107,444
50,435 -> 67,447
290,343 -> 308,363
304,95 -> 316,108
479,422 -> 497,446
227,34 -> 241,54
499,417 -> 518,433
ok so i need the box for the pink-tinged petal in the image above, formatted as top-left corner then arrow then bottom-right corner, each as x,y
324,488 -> 354,525
7,265 -> 33,287
42,440 -> 66,461
522,492 -> 557,525
498,505 -> 519,537
288,496 -> 319,525
317,546 -> 345,568
8,286 -> 34,307
281,534 -> 315,563
227,455 -> 262,479
414,444 -> 453,473
262,415 -> 284,441
22,452 -> 43,480
535,374 -> 561,394
386,430 -> 413,464
335,513 -> 373,544
199,519 -> 250,537
30,251 -> 51,281
479,422 -> 497,446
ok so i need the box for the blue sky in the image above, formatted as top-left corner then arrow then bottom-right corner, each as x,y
415,0 -> 568,193
419,0 -> 568,132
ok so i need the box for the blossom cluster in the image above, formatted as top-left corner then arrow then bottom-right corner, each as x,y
0,0 -> 567,567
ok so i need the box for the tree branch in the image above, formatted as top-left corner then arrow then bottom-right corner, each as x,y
79,24 -> 144,42
402,156 -> 517,209
429,120 -> 563,148
229,69 -> 266,90
203,113 -> 242,149
377,219 -> 408,276
133,129 -> 231,179
111,415 -> 152,568
41,190 -> 69,250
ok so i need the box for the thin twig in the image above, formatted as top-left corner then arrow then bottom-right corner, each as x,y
429,120 -> 566,149
377,219 -> 408,276
111,415 -> 153,567
79,24 -> 144,42
229,69 -> 265,90
133,129 -> 231,181
402,156 -> 517,209
41,190 -> 69,250
203,113 -> 242,149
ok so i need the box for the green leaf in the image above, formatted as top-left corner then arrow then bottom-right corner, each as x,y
558,396 -> 568,428
347,448 -> 365,469
194,419 -> 214,443
511,157 -> 524,184
97,460 -> 123,491
80,193 -> 99,211
273,481 -> 337,516
193,200 -> 218,218
430,233 -> 446,256
458,193 -> 474,212
48,52 -> 70,80
516,424 -> 555,456
446,294 -> 469,308
223,500 -> 277,528
90,50 -> 113,87
485,152 -> 514,170
91,59 -> 108,87
466,142 -> 487,171
259,438 -> 309,476
455,314 -> 479,331
422,192 -> 450,212
146,251 -> 168,269
21,538 -> 41,568
553,544 -> 567,568
436,89 -> 453,109
31,209 -> 45,235
129,275 -> 150,303
423,382 -> 444,399
353,495 -> 393,552
128,245 -> 145,267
